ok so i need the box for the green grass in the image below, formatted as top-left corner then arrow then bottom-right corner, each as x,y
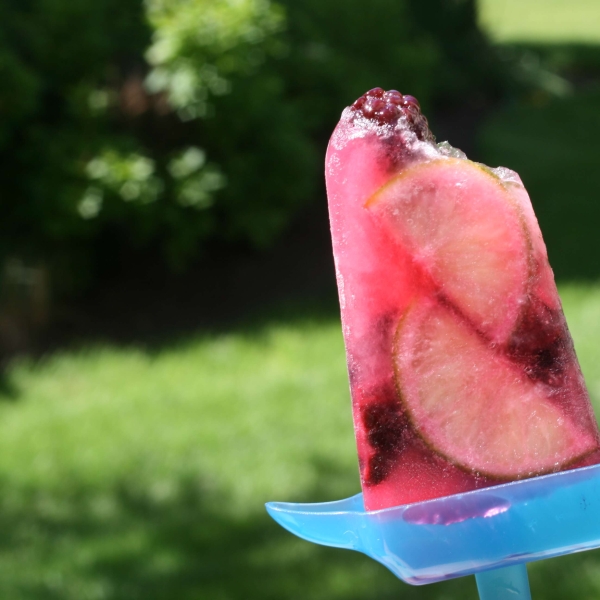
0,290 -> 600,598
479,0 -> 600,43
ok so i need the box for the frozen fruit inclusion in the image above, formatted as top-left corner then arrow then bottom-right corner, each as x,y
325,88 -> 600,511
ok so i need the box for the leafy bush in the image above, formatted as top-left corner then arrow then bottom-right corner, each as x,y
0,0 -> 510,292
0,0 -> 150,282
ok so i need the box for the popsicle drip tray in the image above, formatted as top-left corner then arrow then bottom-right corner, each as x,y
266,463 -> 600,585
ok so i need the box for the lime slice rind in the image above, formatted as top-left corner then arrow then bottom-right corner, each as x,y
394,301 -> 597,479
367,158 -> 531,344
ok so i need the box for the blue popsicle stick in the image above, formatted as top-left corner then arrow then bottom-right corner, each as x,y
266,463 -> 600,598
475,565 -> 531,600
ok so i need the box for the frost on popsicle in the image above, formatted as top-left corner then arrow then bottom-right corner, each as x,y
325,88 -> 600,511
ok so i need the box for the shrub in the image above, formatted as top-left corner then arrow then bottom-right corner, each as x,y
0,0 -> 511,292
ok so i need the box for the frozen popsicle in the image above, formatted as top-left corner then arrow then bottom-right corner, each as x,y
325,87 -> 600,511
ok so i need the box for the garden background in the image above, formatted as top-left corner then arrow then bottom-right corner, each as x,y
1,0 -> 600,597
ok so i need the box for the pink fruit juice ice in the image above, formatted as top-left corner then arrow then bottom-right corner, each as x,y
325,87 -> 600,511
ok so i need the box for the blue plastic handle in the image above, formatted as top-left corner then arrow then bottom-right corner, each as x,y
266,463 -> 600,590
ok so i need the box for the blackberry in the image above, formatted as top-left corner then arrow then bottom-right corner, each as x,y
362,386 -> 409,485
351,88 -> 435,142
507,298 -> 569,386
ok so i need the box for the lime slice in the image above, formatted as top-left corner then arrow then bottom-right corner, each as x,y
367,158 -> 531,343
395,301 -> 597,477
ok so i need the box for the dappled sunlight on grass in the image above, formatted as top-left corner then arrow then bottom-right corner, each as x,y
1,290 -> 600,598
0,315 -> 356,508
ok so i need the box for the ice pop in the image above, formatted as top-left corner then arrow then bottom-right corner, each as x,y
325,87 -> 600,511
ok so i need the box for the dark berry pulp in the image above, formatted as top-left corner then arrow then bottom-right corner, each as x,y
350,88 -> 434,142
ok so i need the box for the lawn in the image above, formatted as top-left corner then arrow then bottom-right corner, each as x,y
479,0 -> 600,43
0,287 -> 600,599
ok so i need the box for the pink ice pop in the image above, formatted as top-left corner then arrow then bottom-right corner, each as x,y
325,88 -> 600,511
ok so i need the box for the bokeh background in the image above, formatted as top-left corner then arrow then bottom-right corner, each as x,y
1,0 -> 600,597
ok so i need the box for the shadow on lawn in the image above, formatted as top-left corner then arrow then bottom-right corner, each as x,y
0,458 -> 598,600
0,460 -> 480,600
0,372 -> 19,402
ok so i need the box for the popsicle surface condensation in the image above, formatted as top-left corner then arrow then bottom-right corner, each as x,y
325,88 -> 600,511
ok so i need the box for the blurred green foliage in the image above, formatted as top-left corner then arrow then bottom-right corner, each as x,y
0,0 -> 509,290
0,0 -> 150,287
481,94 -> 593,279
145,0 -> 286,119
